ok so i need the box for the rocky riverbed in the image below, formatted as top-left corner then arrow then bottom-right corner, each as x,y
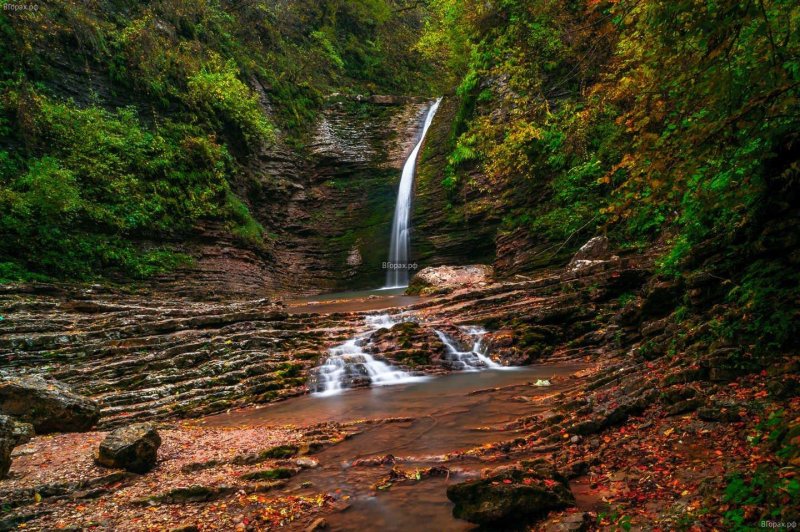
1,248 -> 797,530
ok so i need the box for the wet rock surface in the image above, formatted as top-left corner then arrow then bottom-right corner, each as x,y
366,321 -> 447,369
0,375 -> 99,433
0,289 -> 364,428
446,464 -> 575,525
0,245 -> 793,530
95,423 -> 162,473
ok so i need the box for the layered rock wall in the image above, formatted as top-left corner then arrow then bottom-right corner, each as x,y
146,97 -> 433,297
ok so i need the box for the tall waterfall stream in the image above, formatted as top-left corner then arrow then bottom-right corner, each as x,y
307,97 -> 504,397
385,98 -> 442,289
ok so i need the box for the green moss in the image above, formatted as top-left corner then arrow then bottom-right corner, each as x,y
275,362 -> 303,379
226,192 -> 264,249
185,56 -> 275,148
258,445 -> 299,460
241,468 -> 296,481
0,0 -> 435,282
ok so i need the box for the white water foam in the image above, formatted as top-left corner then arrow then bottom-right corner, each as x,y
434,326 -> 509,371
311,314 -> 429,396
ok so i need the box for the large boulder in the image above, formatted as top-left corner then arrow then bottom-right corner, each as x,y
407,265 -> 493,295
446,464 -> 575,526
0,415 -> 30,478
0,376 -> 100,433
0,415 -> 16,478
95,423 -> 161,473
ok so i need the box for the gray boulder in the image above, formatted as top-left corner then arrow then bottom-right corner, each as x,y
571,236 -> 609,262
95,423 -> 161,473
565,236 -> 617,276
0,376 -> 100,433
11,420 -> 34,446
0,414 -> 33,478
407,265 -> 494,295
0,415 -> 34,478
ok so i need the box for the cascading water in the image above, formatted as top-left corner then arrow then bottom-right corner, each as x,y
310,314 -> 428,396
434,326 -> 506,370
385,98 -> 443,288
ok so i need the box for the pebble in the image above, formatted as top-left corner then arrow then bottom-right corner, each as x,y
296,457 -> 319,468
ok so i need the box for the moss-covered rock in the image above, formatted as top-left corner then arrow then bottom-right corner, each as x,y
446,466 -> 575,526
240,468 -> 296,481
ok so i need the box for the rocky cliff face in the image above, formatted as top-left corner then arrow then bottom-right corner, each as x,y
412,97 -> 500,270
411,94 -> 578,279
145,96 -> 432,297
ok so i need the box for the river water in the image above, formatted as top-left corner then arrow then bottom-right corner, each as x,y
203,363 -> 586,530
285,288 -> 421,314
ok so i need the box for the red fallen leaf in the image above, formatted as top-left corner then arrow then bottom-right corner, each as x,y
523,478 -> 533,485
502,479 -> 513,484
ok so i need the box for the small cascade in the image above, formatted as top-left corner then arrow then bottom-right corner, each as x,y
385,98 -> 443,288
310,314 -> 427,396
462,326 -> 506,369
434,327 -> 505,370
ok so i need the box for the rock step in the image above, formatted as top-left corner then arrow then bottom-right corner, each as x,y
0,293 -> 380,424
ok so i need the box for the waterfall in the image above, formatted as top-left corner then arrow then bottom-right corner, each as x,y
434,327 -> 505,370
385,98 -> 443,288
309,314 -> 428,396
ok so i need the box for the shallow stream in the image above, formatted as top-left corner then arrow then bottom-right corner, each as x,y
203,363 -> 586,530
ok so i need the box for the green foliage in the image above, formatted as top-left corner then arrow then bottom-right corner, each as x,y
0,261 -> 49,283
724,261 -> 799,354
311,30 -> 345,70
723,470 -> 799,528
421,0 -> 800,354
0,0 -> 434,282
225,192 -> 265,248
186,57 -> 275,148
0,88 -> 254,279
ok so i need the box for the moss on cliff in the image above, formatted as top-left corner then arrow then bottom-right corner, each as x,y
412,96 -> 498,269
0,0 -> 434,283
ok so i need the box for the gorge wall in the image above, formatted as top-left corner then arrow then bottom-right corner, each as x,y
411,95 -> 571,279
147,97 -> 432,298
0,0 -> 438,298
